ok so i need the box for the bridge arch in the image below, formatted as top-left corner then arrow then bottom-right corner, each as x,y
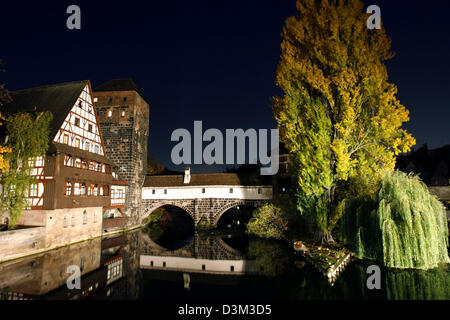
141,202 -> 195,225
213,200 -> 264,227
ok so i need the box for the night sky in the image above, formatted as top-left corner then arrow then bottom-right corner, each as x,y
1,1 -> 449,173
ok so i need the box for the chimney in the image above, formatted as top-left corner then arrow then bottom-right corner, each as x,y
184,167 -> 191,184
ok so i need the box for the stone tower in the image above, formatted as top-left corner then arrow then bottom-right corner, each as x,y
93,79 -> 150,226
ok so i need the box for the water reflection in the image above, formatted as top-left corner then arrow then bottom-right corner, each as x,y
0,229 -> 448,300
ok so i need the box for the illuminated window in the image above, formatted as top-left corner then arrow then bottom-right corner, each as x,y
75,138 -> 80,148
65,182 -> 72,196
63,134 -> 69,144
80,183 -> 86,196
29,184 -> 38,197
202,188 -> 206,193
107,110 -> 112,117
93,185 -> 98,197
121,111 -> 125,117
94,97 -> 98,103
74,183 -> 80,196
99,186 -> 104,196
82,160 -> 87,169
75,158 -> 82,168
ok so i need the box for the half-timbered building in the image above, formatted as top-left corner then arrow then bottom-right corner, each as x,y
2,80 -> 127,247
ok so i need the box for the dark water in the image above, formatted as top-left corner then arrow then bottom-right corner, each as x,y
0,228 -> 449,300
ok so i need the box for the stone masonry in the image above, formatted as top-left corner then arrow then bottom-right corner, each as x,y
94,79 -> 150,227
140,198 -> 267,227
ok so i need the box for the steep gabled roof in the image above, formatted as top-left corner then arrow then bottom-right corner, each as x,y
2,80 -> 89,140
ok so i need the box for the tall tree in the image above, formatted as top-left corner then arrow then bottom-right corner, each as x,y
272,0 -> 415,242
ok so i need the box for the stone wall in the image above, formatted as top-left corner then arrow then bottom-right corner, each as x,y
0,207 -> 103,262
94,90 -> 150,227
0,227 -> 45,262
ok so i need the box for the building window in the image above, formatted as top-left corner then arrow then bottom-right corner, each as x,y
85,142 -> 90,151
123,97 -> 127,102
83,211 -> 87,225
80,183 -> 86,196
63,216 -> 68,228
74,183 -> 80,196
202,188 -> 206,194
71,215 -> 75,227
75,138 -> 80,148
75,158 -> 82,168
258,188 -> 262,195
102,164 -> 106,173
82,160 -> 87,169
63,134 -> 69,144
152,189 -> 155,195
29,184 -> 38,197
88,124 -> 93,133
74,117 -> 80,127
93,185 -> 98,197
164,189 -> 167,195
94,145 -> 99,154
108,97 -> 113,104
94,97 -> 98,103
99,186 -> 104,196
65,182 -> 72,196
107,110 -> 112,117
121,111 -> 126,117
229,188 -> 233,194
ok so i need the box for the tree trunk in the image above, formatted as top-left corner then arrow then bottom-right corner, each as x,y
314,228 -> 335,244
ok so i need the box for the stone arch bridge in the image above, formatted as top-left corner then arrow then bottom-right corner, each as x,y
139,171 -> 273,227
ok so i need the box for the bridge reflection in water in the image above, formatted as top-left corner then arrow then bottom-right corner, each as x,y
140,232 -> 263,277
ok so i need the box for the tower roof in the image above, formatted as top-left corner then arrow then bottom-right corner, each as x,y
93,78 -> 138,92
93,78 -> 149,105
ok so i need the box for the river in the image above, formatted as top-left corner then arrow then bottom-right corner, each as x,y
0,225 -> 448,300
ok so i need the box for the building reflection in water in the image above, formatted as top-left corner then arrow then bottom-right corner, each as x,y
0,231 -> 143,300
0,229 -> 258,300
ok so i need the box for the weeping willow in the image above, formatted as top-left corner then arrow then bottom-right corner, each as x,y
341,170 -> 449,270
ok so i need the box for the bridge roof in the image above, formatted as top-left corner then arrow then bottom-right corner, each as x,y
143,173 -> 272,187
